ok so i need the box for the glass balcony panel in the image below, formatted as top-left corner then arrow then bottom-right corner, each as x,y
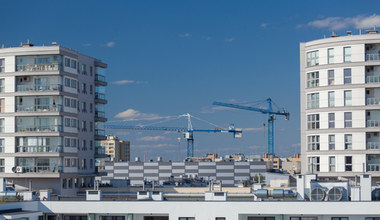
367,164 -> 380,171
16,104 -> 62,112
95,129 -> 105,136
366,98 -> 380,105
95,111 -> 105,118
366,75 -> 380,83
366,54 -> 380,61
16,84 -> 62,92
95,74 -> 106,82
367,142 -> 380,150
367,120 -> 380,128
95,92 -> 106,100
16,55 -> 62,72
16,157 -> 63,173
16,117 -> 62,132
16,145 -> 63,153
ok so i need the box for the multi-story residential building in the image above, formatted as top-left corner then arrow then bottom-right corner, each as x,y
0,42 -> 107,195
101,135 -> 130,162
300,30 -> 380,181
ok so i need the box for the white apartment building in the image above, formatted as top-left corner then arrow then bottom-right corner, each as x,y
0,42 -> 107,195
300,30 -> 380,180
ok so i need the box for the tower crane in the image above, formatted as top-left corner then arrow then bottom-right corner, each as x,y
105,113 -> 242,158
213,98 -> 289,156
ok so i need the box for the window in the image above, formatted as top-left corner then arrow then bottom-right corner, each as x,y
65,158 -> 70,167
71,159 -> 77,167
81,64 -> 86,74
71,79 -> 77,88
307,93 -> 319,109
0,139 -> 4,153
90,140 -> 93,150
0,59 -> 4,72
307,114 -> 319,129
90,122 -> 93,132
65,58 -> 70,67
307,135 -> 320,151
90,159 -> 93,168
82,121 -> 87,131
365,218 -> 380,220
81,102 -> 87,112
344,90 -> 352,106
82,140 -> 87,150
179,218 -> 195,220
90,66 -> 93,76
344,112 -> 352,128
307,72 -> 319,88
82,159 -> 86,169
344,68 -> 351,84
345,156 -> 352,171
71,60 -> 77,69
328,91 -> 335,107
65,118 -> 71,127
328,70 -> 334,85
0,119 -> 5,132
344,47 -> 351,62
90,85 -> 93,94
328,113 -> 335,128
0,159 -> 4,172
71,119 -> 77,128
329,156 -> 336,172
71,99 -> 77,108
308,156 -> 320,172
81,83 -> 87,93
65,138 -> 70,147
0,79 -> 4,93
62,178 -> 67,189
328,48 -> 334,64
307,50 -> 319,66
71,139 -> 77,148
216,218 -> 226,220
65,98 -> 71,107
329,135 -> 335,150
345,134 -> 352,149
65,78 -> 70,87
0,98 -> 4,112
90,103 -> 93,113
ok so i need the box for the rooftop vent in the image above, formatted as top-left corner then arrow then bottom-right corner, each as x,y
330,32 -> 339,38
20,40 -> 34,47
366,29 -> 378,34
51,42 -> 58,46
347,31 -> 352,36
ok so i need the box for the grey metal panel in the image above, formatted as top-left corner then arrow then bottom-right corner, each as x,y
198,165 -> 216,169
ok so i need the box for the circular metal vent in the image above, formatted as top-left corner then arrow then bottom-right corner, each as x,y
310,188 -> 326,201
328,187 -> 343,201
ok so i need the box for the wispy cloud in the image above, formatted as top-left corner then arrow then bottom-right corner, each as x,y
225,37 -> 235,42
202,36 -> 212,40
260,23 -> 269,28
114,109 -> 166,121
111,80 -> 147,85
138,136 -> 169,142
305,14 -> 380,30
131,143 -> 175,149
106,41 -> 115,47
243,127 -> 265,132
292,143 -> 300,148
247,145 -> 266,150
82,43 -> 92,47
178,33 -> 191,38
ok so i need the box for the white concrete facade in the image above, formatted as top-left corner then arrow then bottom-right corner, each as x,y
300,32 -> 380,180
0,44 -> 107,195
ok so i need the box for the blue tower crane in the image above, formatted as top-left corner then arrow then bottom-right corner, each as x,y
105,113 -> 242,158
213,98 -> 289,156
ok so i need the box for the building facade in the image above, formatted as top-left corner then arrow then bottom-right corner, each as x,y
0,43 -> 107,195
300,31 -> 380,180
102,135 -> 130,162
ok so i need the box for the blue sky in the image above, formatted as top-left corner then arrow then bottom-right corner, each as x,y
2,0 -> 380,161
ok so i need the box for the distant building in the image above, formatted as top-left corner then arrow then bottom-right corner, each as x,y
101,135 -> 130,162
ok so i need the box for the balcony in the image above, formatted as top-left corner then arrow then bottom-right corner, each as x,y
16,63 -> 61,72
16,104 -> 63,113
366,98 -> 380,105
16,125 -> 63,133
16,145 -> 63,153
367,142 -> 380,150
18,165 -> 63,173
367,164 -> 380,171
95,110 -> 107,122
95,74 -> 107,86
95,92 -> 107,104
366,75 -> 380,83
16,84 -> 62,92
367,120 -> 380,128
366,54 -> 380,61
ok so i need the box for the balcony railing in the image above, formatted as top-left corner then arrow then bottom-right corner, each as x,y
367,164 -> 380,171
95,111 -> 105,118
367,120 -> 380,128
16,63 -> 61,72
366,98 -> 380,105
366,76 -> 380,83
95,74 -> 106,82
95,92 -> 106,100
367,142 -> 380,150
95,147 -> 105,155
366,54 -> 380,61
16,145 -> 63,153
16,104 -> 63,113
95,129 -> 105,136
17,165 -> 63,173
16,125 -> 63,133
16,84 -> 62,92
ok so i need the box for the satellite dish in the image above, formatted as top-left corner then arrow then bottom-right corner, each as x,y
311,187 -> 326,201
12,167 -> 16,173
328,187 -> 343,201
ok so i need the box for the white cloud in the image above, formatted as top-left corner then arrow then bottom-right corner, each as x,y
307,14 -> 380,30
225,37 -> 235,42
106,41 -> 115,47
112,80 -> 135,85
138,136 -> 169,141
82,43 -> 92,47
179,33 -> 191,38
203,36 -> 212,40
261,23 -> 268,28
114,109 -> 165,121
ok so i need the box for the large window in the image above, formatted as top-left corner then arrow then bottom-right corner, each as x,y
307,50 -> 319,67
332,217 -> 348,220
0,118 -> 4,133
308,157 -> 320,172
307,135 -> 320,151
344,112 -> 352,128
344,47 -> 351,62
344,90 -> 352,106
329,113 -> 335,128
0,59 -> 4,72
345,134 -> 352,149
307,114 -> 320,129
328,91 -> 335,107
344,68 -> 352,84
179,218 -> 195,220
16,55 -> 61,72
0,139 -> 4,153
328,48 -> 334,64
328,70 -> 334,85
0,159 -> 4,172
0,98 -> 4,112
329,156 -> 336,172
329,135 -> 335,150
307,72 -> 319,88
307,93 -> 319,109
345,156 -> 352,171
0,78 -> 4,93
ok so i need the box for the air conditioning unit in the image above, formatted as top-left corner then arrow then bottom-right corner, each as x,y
16,166 -> 24,173
310,187 -> 326,201
310,181 -> 349,201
